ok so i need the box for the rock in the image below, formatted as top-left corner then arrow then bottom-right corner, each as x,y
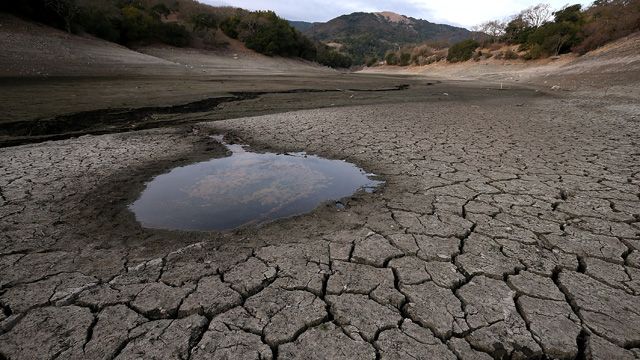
458,276 -> 542,358
130,282 -> 192,319
558,271 -> 640,347
178,275 -> 242,317
326,293 -> 401,341
497,239 -> 578,276
256,243 -> 330,295
414,235 -> 461,261
0,251 -> 70,288
81,305 -> 146,360
424,261 -> 466,288
352,233 -> 403,267
418,214 -> 473,238
110,258 -> 164,285
243,286 -> 327,346
0,272 -> 97,313
402,281 -> 468,338
192,315 -> 272,360
76,283 -> 146,309
507,271 -> 565,301
588,334 -> 636,360
279,323 -> 376,360
388,256 -> 432,285
516,295 -> 581,358
0,306 -> 93,359
447,337 -> 494,360
456,234 -> 523,279
327,260 -> 404,307
544,228 -> 627,263
224,257 -> 277,297
584,257 -> 639,294
116,314 -> 208,359
376,319 -> 457,359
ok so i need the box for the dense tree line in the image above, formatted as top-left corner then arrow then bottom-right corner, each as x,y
2,0 -> 192,46
220,10 -> 352,68
379,1 -> 639,66
479,0 -> 640,59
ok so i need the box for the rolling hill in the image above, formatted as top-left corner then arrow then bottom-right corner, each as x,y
297,12 -> 474,63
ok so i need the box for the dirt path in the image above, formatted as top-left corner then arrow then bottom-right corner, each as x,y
0,77 -> 638,359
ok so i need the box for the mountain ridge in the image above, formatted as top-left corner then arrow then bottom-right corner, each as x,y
289,11 -> 473,63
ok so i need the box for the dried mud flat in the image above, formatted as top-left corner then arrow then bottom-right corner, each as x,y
0,74 -> 639,360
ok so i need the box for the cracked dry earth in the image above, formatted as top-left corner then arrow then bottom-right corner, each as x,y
1,86 -> 640,360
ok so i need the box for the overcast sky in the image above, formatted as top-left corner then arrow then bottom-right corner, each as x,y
203,0 -> 593,28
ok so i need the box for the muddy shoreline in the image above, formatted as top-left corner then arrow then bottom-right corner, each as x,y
0,84 -> 414,147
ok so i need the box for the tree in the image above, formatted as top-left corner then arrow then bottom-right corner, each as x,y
520,3 -> 552,27
385,52 -> 398,65
45,0 -> 79,33
476,20 -> 506,40
504,16 -> 533,44
575,0 -> 640,53
190,13 -> 217,32
554,4 -> 583,23
399,52 -> 411,66
151,3 -> 171,19
447,39 -> 480,62
220,15 -> 241,38
316,46 -> 352,68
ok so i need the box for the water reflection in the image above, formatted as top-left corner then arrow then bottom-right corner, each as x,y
130,138 -> 383,231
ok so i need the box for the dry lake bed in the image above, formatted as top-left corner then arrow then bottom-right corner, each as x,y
0,72 -> 639,359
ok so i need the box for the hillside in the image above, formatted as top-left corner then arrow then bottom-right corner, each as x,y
0,0 -> 353,68
303,12 -> 473,63
0,13 -> 330,77
362,31 -> 640,100
289,20 -> 317,32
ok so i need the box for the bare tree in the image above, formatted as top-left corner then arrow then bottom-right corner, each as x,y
477,20 -> 506,38
45,0 -> 79,33
470,24 -> 483,40
520,3 -> 552,27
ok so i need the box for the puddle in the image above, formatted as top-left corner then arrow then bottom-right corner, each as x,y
129,137 -> 383,231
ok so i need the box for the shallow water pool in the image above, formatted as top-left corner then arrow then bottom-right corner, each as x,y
129,137 -> 383,231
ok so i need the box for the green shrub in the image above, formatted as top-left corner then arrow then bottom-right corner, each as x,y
520,4 -> 583,57
156,22 -> 191,47
446,39 -> 479,62
120,5 -> 155,43
220,11 -> 314,58
523,44 -> 544,59
77,9 -> 121,42
190,13 -> 217,32
220,15 -> 241,38
151,3 -> 171,18
399,52 -> 411,66
503,49 -> 519,59
316,47 -> 352,68
385,52 -> 398,65
503,17 -> 534,44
